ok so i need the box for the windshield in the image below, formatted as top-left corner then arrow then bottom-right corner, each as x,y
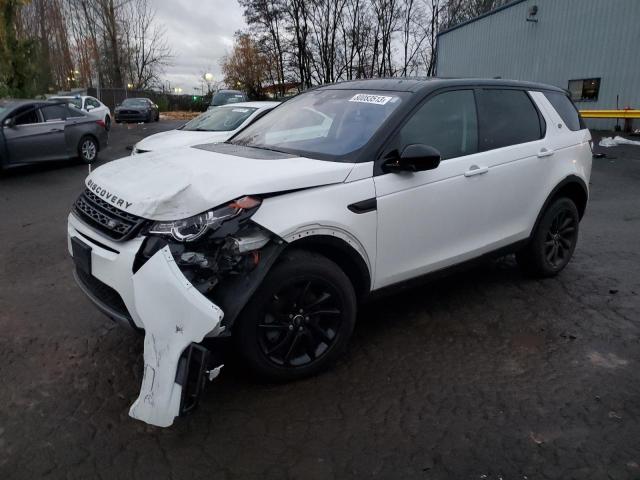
51,97 -> 81,108
182,106 -> 257,132
211,91 -> 247,106
122,99 -> 148,107
230,89 -> 406,160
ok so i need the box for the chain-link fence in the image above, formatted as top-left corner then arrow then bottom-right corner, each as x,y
87,88 -> 209,112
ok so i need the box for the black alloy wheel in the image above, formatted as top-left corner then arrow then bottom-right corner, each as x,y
516,197 -> 580,277
235,250 -> 357,381
544,208 -> 578,268
258,278 -> 343,368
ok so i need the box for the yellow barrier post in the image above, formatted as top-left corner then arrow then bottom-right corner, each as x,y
579,109 -> 640,119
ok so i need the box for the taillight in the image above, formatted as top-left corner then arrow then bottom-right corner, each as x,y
96,119 -> 106,128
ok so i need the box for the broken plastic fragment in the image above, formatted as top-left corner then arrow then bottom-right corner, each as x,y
129,246 -> 224,427
207,365 -> 224,381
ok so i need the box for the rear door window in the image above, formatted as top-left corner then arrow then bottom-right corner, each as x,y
41,104 -> 67,122
543,91 -> 586,131
476,89 -> 544,151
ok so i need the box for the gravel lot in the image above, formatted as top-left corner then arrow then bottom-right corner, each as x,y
1,124 -> 639,480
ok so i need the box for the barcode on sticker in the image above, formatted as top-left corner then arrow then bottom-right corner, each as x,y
349,94 -> 393,105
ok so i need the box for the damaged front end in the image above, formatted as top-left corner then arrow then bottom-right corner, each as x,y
69,194 -> 284,427
135,196 -> 285,333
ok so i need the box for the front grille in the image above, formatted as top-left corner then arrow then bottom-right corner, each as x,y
74,189 -> 145,241
76,267 -> 130,319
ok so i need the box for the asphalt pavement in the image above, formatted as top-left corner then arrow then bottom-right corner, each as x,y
1,124 -> 639,479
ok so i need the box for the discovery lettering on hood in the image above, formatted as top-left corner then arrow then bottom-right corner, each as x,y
83,146 -> 355,221
87,178 -> 133,209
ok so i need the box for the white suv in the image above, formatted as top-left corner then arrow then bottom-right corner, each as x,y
67,79 -> 592,426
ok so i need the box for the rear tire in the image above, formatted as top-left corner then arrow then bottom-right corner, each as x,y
234,250 -> 357,382
78,135 -> 98,164
155,111 -> 160,122
516,197 -> 579,277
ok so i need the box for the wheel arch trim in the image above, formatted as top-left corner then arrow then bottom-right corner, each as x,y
282,227 -> 372,299
530,174 -> 588,237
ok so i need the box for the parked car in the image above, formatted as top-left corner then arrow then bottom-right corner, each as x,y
67,78 -> 592,427
132,101 -> 280,154
207,89 -> 248,109
114,97 -> 159,123
0,99 -> 108,168
49,95 -> 112,131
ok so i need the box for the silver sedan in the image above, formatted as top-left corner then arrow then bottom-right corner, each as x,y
0,99 -> 108,169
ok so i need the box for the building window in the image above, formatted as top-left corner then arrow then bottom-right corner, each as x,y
568,78 -> 600,102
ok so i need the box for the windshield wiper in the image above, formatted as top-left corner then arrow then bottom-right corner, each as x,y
235,143 -> 288,154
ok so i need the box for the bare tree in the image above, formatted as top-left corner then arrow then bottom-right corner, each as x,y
399,0 -> 429,75
121,0 -> 172,89
284,0 -> 312,89
371,0 -> 400,76
239,0 -> 501,87
239,0 -> 287,96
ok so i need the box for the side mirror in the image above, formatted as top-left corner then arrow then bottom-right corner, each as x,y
86,105 -> 95,111
383,144 -> 441,173
3,117 -> 15,128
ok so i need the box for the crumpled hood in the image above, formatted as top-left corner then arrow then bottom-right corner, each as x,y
85,146 -> 355,220
135,129 -> 232,151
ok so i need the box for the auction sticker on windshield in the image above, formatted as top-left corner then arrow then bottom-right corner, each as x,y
349,93 -> 393,105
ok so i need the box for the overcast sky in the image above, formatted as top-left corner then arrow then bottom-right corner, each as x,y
154,0 -> 246,94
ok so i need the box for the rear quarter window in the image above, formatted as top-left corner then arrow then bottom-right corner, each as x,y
476,89 -> 544,151
41,104 -> 67,122
543,91 -> 586,131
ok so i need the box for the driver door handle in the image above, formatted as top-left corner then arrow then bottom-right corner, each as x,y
49,128 -> 63,132
464,165 -> 489,177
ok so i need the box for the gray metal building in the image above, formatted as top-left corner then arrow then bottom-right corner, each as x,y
436,0 -> 640,129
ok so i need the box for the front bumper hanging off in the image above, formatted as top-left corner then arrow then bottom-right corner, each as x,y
68,214 -> 226,427
129,246 -> 224,427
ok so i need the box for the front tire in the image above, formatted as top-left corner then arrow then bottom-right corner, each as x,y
516,197 -> 579,277
78,135 -> 98,164
104,115 -> 111,131
234,250 -> 357,381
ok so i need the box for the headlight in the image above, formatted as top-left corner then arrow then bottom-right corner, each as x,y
148,196 -> 261,242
